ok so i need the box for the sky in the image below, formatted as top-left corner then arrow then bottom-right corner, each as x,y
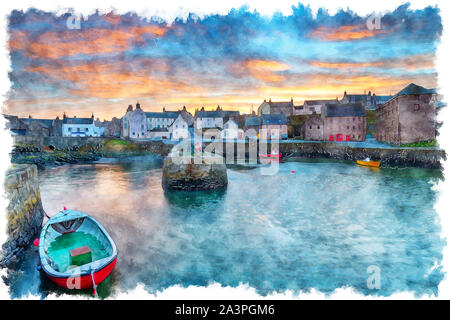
3,2 -> 442,120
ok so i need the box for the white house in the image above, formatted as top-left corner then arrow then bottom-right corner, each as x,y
146,110 -> 179,130
195,109 -> 223,130
62,114 -> 104,137
169,114 -> 190,140
221,118 -> 242,140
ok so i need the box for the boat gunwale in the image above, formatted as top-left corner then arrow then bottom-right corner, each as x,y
39,210 -> 118,279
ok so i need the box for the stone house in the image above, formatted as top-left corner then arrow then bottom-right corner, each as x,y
5,115 -> 63,136
376,83 -> 437,145
293,99 -> 338,115
169,114 -> 190,140
260,114 -> 288,140
257,98 -> 294,117
121,103 -> 147,139
304,115 -> 324,140
341,91 -> 393,110
62,114 -> 104,137
323,103 -> 366,141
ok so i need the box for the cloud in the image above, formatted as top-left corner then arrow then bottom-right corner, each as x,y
309,24 -> 389,41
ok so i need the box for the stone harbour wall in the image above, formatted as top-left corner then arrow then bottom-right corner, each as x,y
0,164 -> 45,268
162,157 -> 228,191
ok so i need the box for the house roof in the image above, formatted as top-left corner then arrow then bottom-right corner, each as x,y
324,103 -> 366,117
21,118 -> 54,128
223,110 -> 240,117
261,114 -> 287,125
244,116 -> 261,126
268,101 -> 293,108
63,117 -> 93,124
394,83 -> 436,98
145,111 -> 179,119
196,110 -> 223,118
304,99 -> 337,106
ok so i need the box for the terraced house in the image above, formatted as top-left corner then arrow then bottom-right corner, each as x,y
62,114 -> 104,137
376,83 -> 437,145
323,103 -> 366,141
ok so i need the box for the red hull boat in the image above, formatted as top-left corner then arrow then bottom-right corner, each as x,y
39,210 -> 118,294
259,153 -> 282,163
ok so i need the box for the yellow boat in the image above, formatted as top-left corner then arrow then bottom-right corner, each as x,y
356,159 -> 380,168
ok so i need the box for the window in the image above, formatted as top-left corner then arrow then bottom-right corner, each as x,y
352,126 -> 355,130
68,127 -> 72,131
309,126 -> 312,129
141,124 -> 144,130
414,104 -> 420,111
85,128 -> 88,132
317,126 -> 320,129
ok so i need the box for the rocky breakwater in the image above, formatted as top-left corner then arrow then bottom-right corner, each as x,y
0,164 -> 45,268
162,153 -> 228,191
279,142 -> 445,169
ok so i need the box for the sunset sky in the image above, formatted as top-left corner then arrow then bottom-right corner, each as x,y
4,3 -> 442,120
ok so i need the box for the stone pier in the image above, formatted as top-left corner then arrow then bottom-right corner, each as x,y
0,164 -> 45,268
162,156 -> 228,191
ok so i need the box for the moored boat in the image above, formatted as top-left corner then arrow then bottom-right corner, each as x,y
38,210 -> 117,294
259,152 -> 282,163
356,158 -> 380,168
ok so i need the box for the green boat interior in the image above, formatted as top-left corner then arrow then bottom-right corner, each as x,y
42,217 -> 113,273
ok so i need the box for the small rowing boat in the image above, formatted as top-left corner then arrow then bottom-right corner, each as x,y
38,209 -> 117,294
356,158 -> 380,168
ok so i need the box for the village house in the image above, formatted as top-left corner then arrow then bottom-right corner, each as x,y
340,91 -> 393,110
4,115 -> 63,136
259,114 -> 288,140
293,99 -> 339,115
376,83 -> 437,145
322,103 -> 366,141
121,103 -> 147,139
62,113 -> 104,137
304,114 -> 324,140
221,118 -> 243,140
257,98 -> 295,117
169,114 -> 190,140
195,107 -> 224,130
243,116 -> 261,139
146,108 -> 179,130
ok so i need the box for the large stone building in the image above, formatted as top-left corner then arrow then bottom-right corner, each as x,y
376,83 -> 437,145
323,103 -> 366,141
257,98 -> 295,117
121,103 -> 147,139
146,108 -> 179,130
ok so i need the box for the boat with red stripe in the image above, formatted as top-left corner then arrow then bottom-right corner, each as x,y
38,209 -> 118,295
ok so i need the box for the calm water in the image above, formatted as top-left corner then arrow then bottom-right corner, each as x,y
6,156 -> 445,298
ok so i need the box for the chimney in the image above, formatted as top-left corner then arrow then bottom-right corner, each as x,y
291,97 -> 293,103
264,99 -> 266,102
63,112 -> 67,120
163,107 -> 166,112
136,101 -> 141,109
28,115 -> 32,119
92,112 -> 94,119
269,98 -> 272,103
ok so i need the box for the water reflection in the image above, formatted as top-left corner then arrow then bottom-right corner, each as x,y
6,157 -> 445,298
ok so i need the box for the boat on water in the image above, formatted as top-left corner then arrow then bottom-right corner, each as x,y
356,157 -> 380,168
259,151 -> 282,163
38,210 -> 117,294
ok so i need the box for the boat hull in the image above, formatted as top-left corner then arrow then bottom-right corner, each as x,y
45,257 -> 117,290
356,160 -> 380,168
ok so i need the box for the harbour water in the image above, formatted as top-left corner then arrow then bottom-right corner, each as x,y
6,156 -> 445,298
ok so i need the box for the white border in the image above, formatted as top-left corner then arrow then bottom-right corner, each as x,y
0,0 -> 449,300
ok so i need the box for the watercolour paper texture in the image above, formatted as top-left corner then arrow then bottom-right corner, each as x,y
0,0 -> 449,300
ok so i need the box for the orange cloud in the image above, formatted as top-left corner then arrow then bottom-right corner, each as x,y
308,53 -> 436,71
11,25 -> 168,59
230,59 -> 290,83
310,25 -> 388,41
